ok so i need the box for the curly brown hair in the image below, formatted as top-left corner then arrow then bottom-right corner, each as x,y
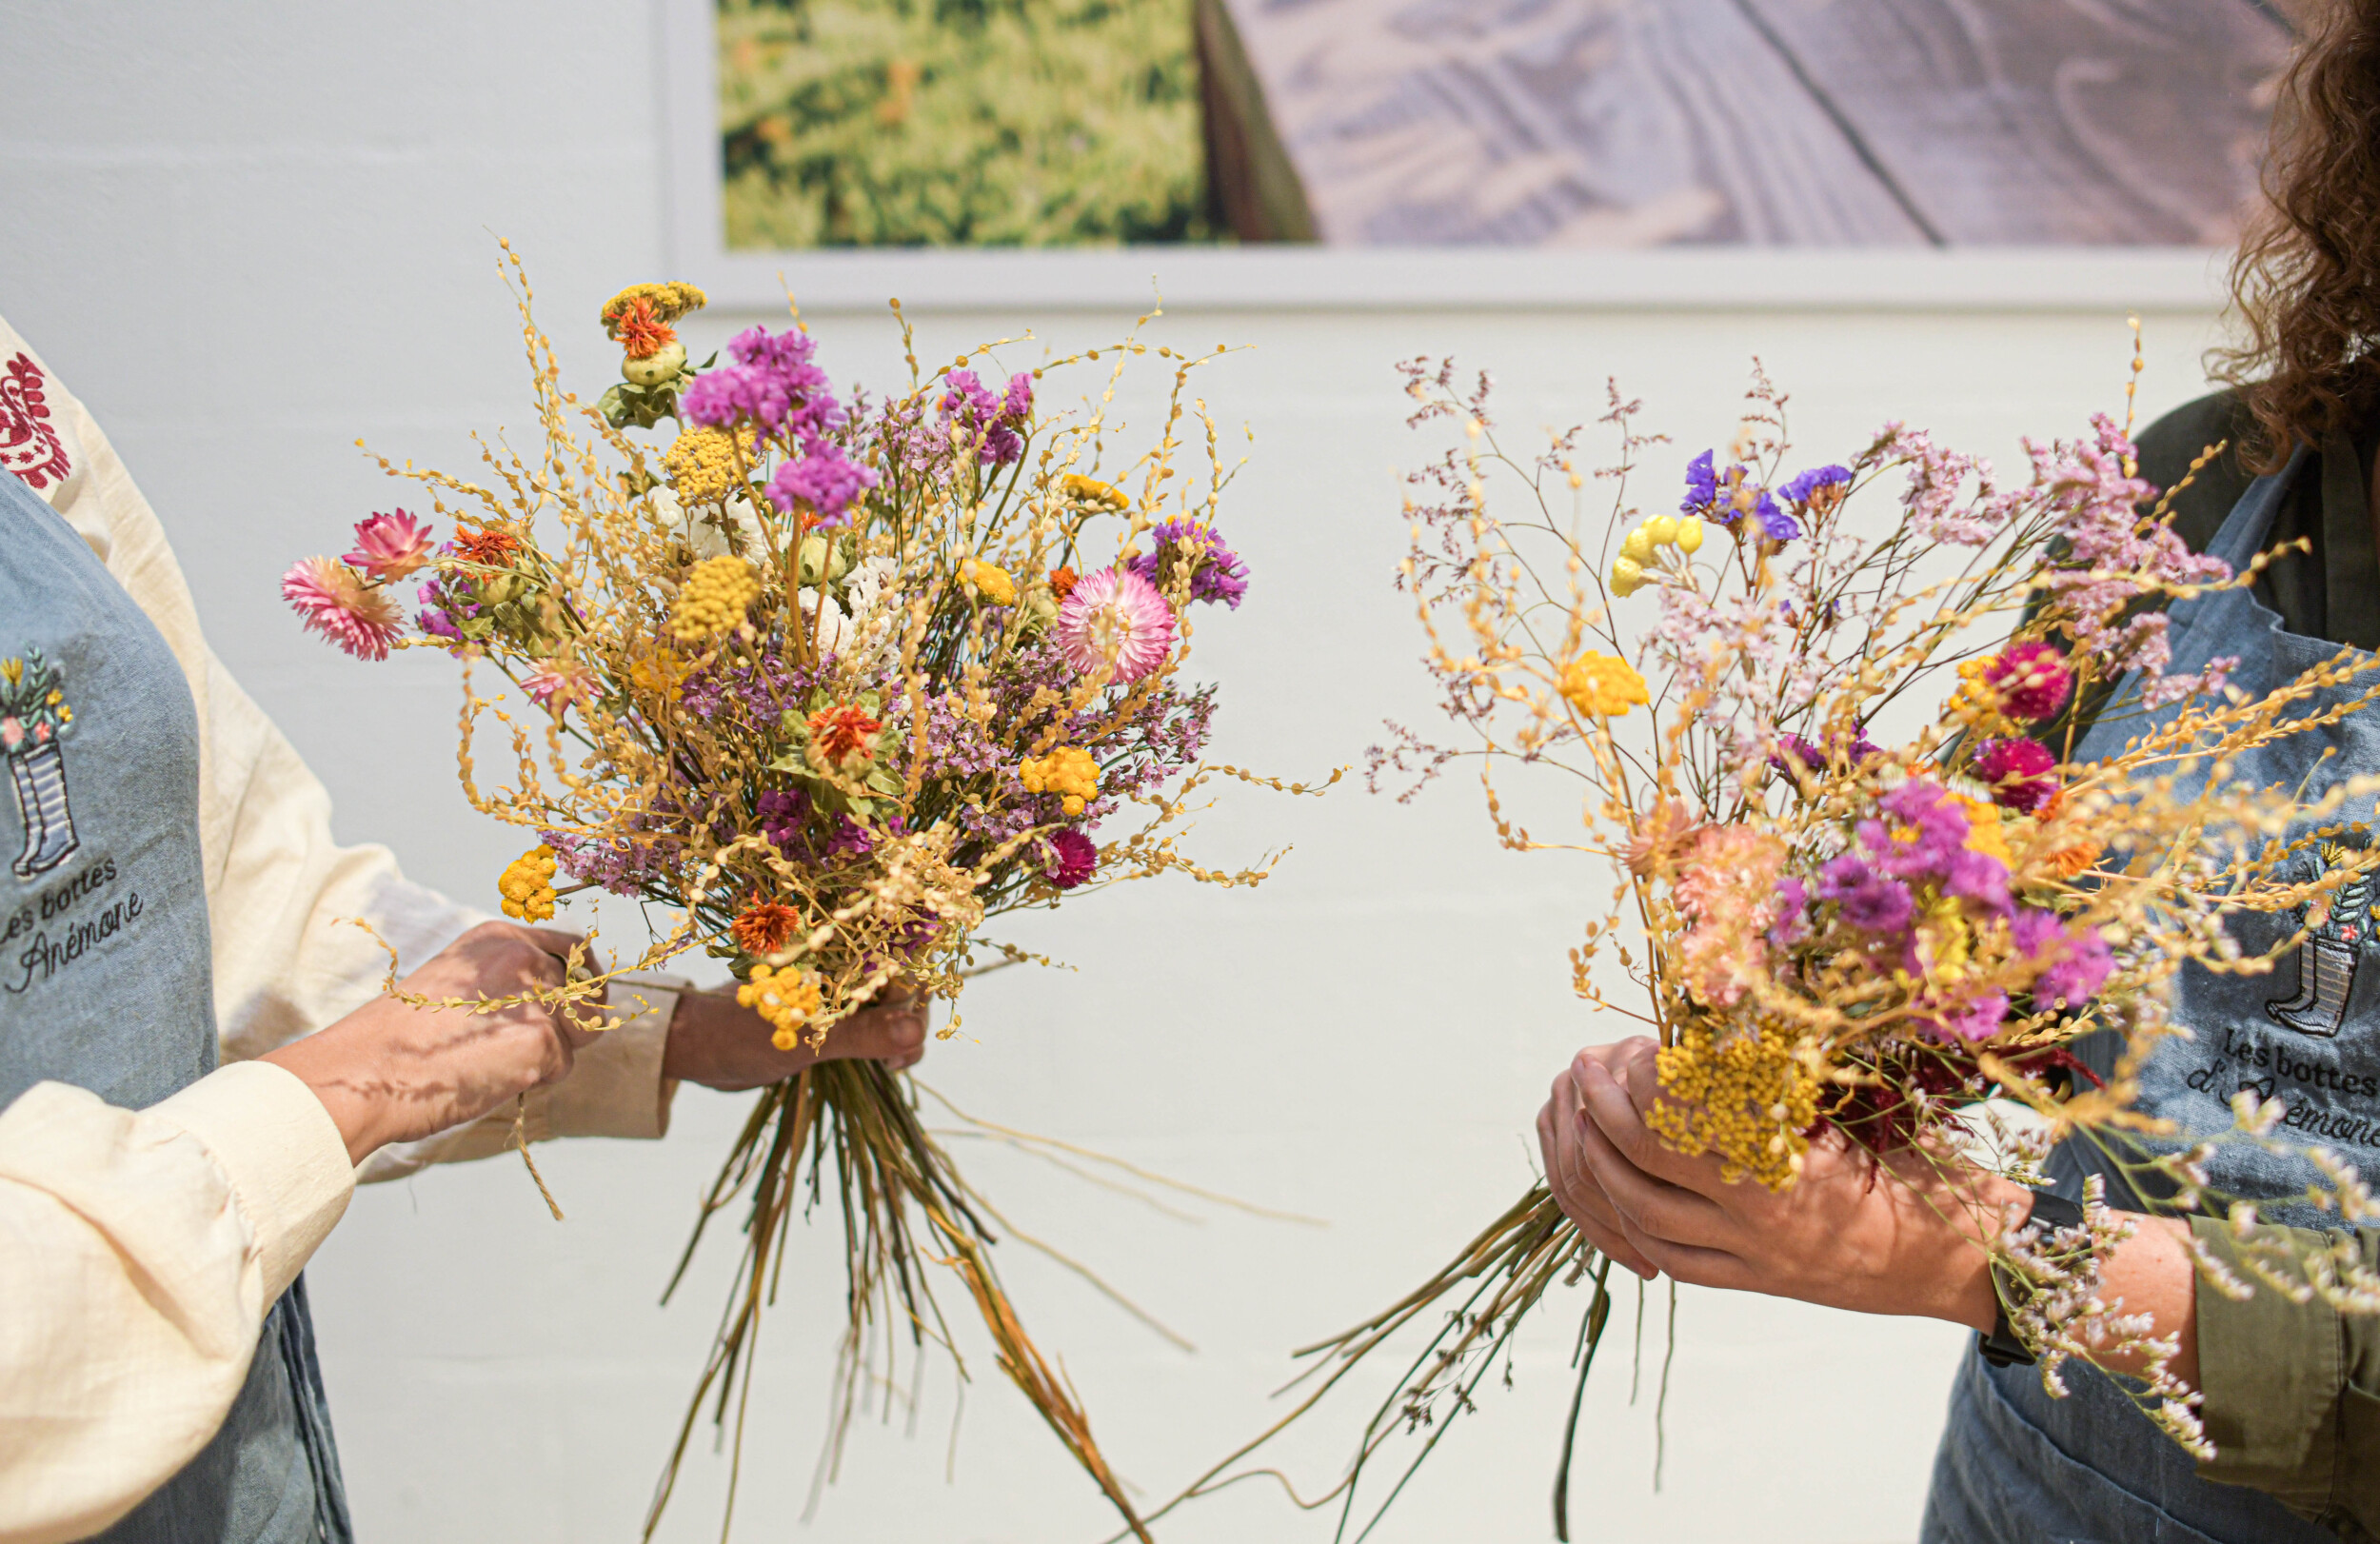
2216,2 -> 2380,470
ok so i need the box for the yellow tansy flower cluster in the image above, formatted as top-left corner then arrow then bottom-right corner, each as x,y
1557,652 -> 1650,720
1020,745 -> 1100,815
662,425 -> 755,506
671,555 -> 762,643
737,961 -> 823,1051
599,281 -> 707,336
1645,1020 -> 1819,1191
498,844 -> 559,922
961,557 -> 1019,607
1611,513 -> 1703,598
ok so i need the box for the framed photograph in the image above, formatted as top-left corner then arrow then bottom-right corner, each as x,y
659,0 -> 2281,312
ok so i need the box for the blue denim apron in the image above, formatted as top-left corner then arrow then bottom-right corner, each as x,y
1923,449 -> 2367,1542
0,469 -> 352,1542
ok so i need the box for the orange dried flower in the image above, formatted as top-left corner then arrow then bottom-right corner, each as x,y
614,296 -> 678,361
1049,564 -> 1080,600
732,901 -> 802,956
808,703 -> 883,767
454,525 -> 523,566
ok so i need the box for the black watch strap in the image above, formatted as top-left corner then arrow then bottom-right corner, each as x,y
1977,1190 -> 2087,1368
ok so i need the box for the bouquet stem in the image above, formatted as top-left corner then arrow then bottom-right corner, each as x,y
645,1060 -> 1154,1542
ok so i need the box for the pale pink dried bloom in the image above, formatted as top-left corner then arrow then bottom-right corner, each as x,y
283,556 -> 403,661
1057,567 -> 1176,683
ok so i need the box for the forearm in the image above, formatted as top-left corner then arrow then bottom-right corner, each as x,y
1922,1180 -> 2199,1388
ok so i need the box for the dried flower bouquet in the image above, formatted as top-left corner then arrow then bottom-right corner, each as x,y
1162,352 -> 2380,1541
284,249 -> 1326,1539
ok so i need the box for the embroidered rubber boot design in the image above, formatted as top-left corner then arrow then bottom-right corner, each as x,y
7,752 -> 42,878
0,648 -> 75,880
2269,848 -> 2369,1039
10,742 -> 76,878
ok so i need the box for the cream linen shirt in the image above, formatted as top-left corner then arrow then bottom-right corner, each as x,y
0,316 -> 686,1541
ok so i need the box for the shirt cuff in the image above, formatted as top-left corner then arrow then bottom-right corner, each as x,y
535,975 -> 683,1141
2192,1214 -> 2349,1516
149,1062 -> 354,1302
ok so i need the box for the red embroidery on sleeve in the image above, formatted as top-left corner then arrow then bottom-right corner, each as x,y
0,355 -> 72,492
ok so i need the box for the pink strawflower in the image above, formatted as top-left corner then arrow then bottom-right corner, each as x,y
1043,827 -> 1098,889
283,556 -> 403,661
1974,737 -> 2058,813
1983,643 -> 2072,723
345,509 -> 434,581
523,657 -> 596,710
1056,567 -> 1176,683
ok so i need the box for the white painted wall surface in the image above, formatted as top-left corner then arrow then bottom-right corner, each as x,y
0,6 -> 2233,1542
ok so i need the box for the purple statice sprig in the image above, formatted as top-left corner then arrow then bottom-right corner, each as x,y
681,326 -> 880,525
1683,449 -> 1801,544
940,367 -> 1034,466
1128,518 -> 1251,609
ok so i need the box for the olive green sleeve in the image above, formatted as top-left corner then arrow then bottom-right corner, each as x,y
2192,1215 -> 2380,1540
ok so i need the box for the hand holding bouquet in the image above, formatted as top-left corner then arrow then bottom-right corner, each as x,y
1171,354 -> 2380,1539
285,249 -> 1325,1537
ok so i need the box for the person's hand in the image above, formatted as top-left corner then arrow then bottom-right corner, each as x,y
661,982 -> 928,1092
1538,1036 -> 2013,1330
264,921 -> 600,1165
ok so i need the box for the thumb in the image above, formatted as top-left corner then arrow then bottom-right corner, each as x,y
814,998 -> 930,1064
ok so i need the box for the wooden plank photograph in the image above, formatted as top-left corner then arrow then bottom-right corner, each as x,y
712,0 -> 2294,247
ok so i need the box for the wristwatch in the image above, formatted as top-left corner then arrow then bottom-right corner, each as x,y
1976,1190 -> 2087,1368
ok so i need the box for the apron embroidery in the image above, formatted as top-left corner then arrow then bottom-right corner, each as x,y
2267,838 -> 2373,1039
0,647 -> 79,878
0,355 -> 70,492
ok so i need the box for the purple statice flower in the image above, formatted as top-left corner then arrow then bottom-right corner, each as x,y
414,554 -> 481,644
683,327 -> 880,524
2012,906 -> 2112,1007
1943,845 -> 2013,917
2037,927 -> 2112,1007
766,439 -> 876,526
1127,518 -> 1251,609
1819,853 -> 1914,935
1769,724 -> 1881,777
1779,465 -> 1852,505
542,827 -> 676,899
756,788 -> 812,852
1863,781 -> 1973,880
682,327 -> 841,440
1043,828 -> 1098,889
1681,449 -> 1799,543
1767,875 -> 1811,947
939,367 -> 1034,465
822,814 -> 880,860
1926,989 -> 2009,1044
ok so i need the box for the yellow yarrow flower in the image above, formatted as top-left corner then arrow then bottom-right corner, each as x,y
1557,652 -> 1650,719
1058,473 -> 1130,512
737,961 -> 823,1051
599,281 -> 707,335
671,555 -> 762,643
627,643 -> 688,701
961,557 -> 1019,607
498,844 -> 559,922
1954,795 -> 2014,868
1646,1021 -> 1819,1191
1020,745 -> 1101,816
662,425 -> 755,505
